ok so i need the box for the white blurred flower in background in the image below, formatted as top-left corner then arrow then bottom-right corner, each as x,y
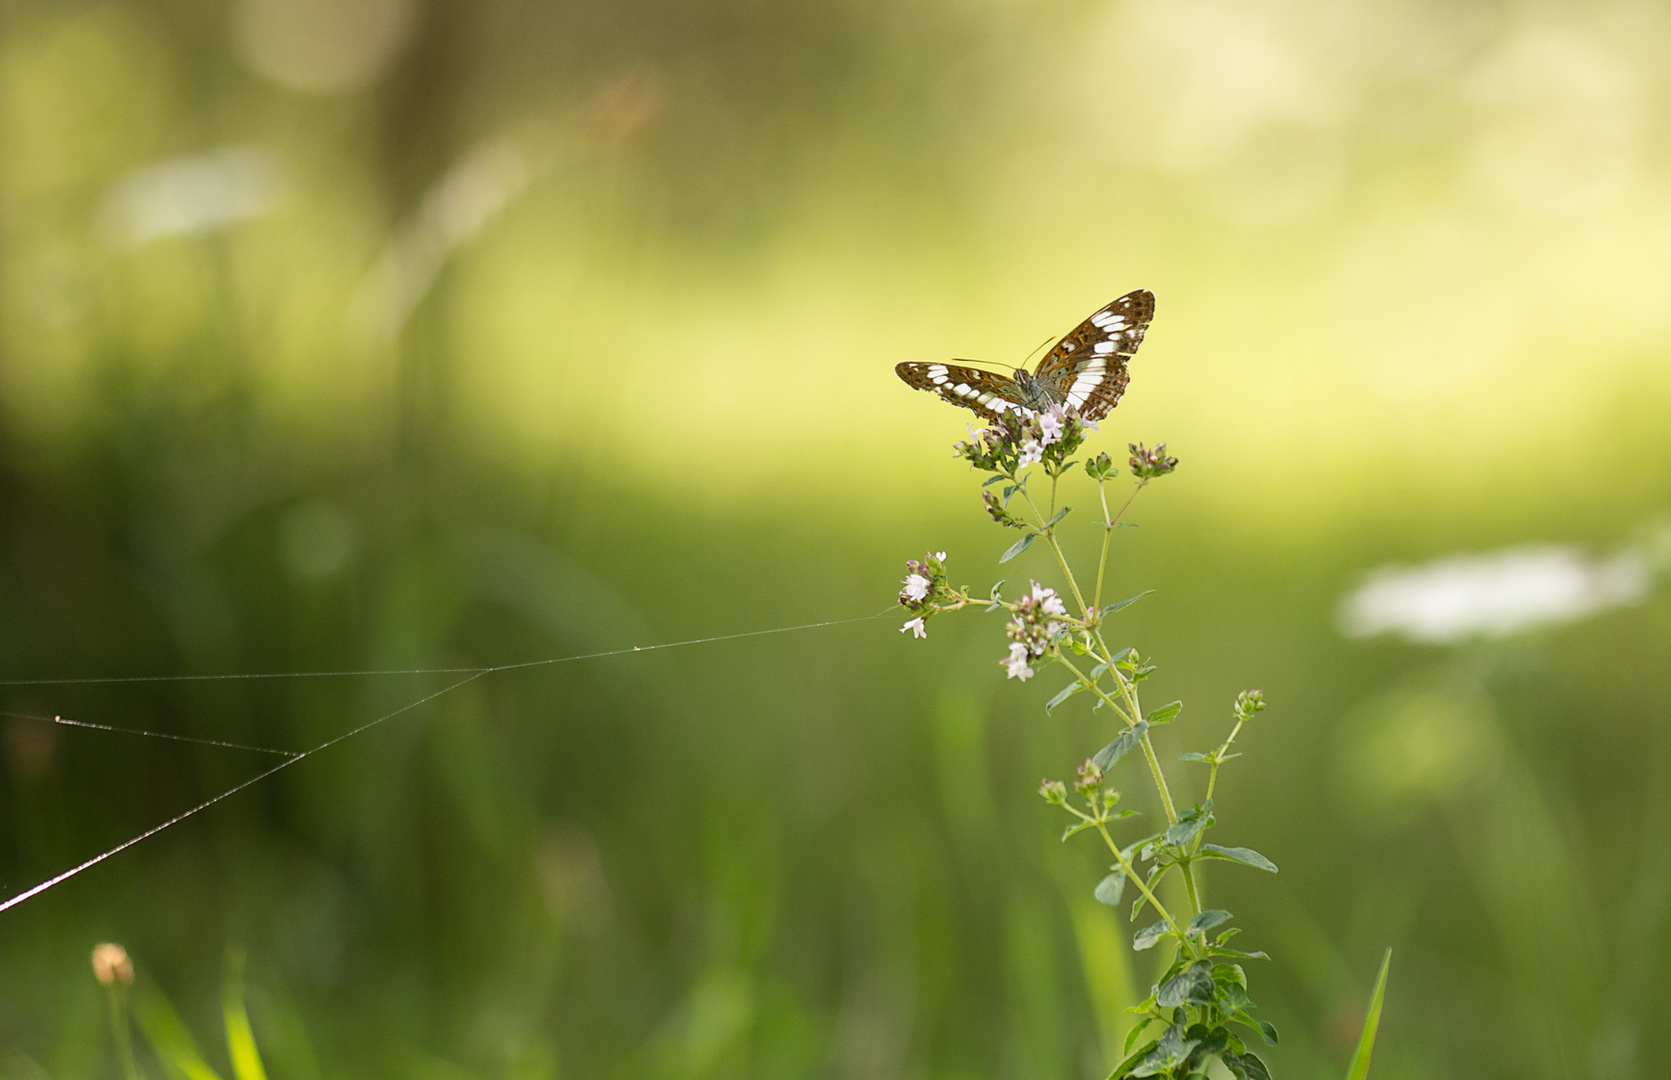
100,146 -> 282,249
1338,543 -> 1652,644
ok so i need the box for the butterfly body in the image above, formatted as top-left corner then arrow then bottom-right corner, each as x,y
1007,368 -> 1068,412
896,289 -> 1154,423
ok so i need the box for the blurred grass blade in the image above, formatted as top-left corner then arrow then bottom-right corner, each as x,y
1345,948 -> 1392,1080
222,948 -> 268,1080
132,985 -> 225,1080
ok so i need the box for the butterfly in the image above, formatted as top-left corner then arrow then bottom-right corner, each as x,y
895,290 -> 1155,423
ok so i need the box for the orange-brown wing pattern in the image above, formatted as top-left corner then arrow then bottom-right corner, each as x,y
1033,289 -> 1154,421
894,362 -> 1025,423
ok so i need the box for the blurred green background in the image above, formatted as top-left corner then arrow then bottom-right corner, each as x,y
4,0 -> 1671,1077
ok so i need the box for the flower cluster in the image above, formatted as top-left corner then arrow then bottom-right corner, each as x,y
1039,760 -> 1120,812
981,488 -> 1026,529
898,551 -> 956,638
1002,581 -> 1070,679
954,405 -> 1095,477
1129,442 -> 1178,480
1074,757 -> 1104,798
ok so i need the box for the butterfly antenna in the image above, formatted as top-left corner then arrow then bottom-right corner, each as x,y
1022,334 -> 1054,365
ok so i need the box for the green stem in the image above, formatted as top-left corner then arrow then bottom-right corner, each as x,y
1017,482 -> 1091,620
1093,481 -> 1113,612
1089,816 -> 1194,953
1095,633 -> 1179,827
1181,859 -> 1204,918
1180,716 -> 1251,917
1093,481 -> 1145,623
1053,652 -> 1134,726
106,985 -> 141,1080
1136,733 -> 1180,827
1202,717 -> 1245,809
1020,467 -> 1179,833
1056,647 -> 1179,828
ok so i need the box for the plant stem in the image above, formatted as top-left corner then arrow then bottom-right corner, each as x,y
1021,466 -> 1180,832
1136,734 -> 1180,827
1018,483 -> 1091,620
1203,717 -> 1245,809
106,985 -> 141,1080
1095,633 -> 1179,827
1053,652 -> 1134,726
1056,646 -> 1180,828
1093,481 -> 1113,612
1181,860 -> 1204,918
1093,480 -> 1145,619
1090,817 -> 1194,954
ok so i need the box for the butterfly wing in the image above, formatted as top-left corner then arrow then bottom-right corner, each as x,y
1033,289 -> 1155,421
895,362 -> 1027,423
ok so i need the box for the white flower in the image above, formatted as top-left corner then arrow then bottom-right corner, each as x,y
1018,441 -> 1043,466
1338,544 -> 1650,644
934,551 -> 947,562
902,573 -> 931,603
1038,412 -> 1064,446
901,617 -> 927,638
1003,642 -> 1035,681
1031,582 -> 1068,619
102,146 -> 281,249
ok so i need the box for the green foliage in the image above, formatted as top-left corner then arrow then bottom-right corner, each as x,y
1344,950 -> 1393,1080
100,945 -> 272,1080
899,404 -> 1392,1079
1000,532 -> 1038,563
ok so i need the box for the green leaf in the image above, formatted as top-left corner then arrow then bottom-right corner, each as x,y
1215,980 -> 1253,1015
1046,680 -> 1086,713
982,474 -> 1008,487
1088,660 -> 1112,679
1092,720 -> 1148,773
1108,1039 -> 1158,1080
1128,1024 -> 1201,1078
1044,506 -> 1071,528
1145,701 -> 1182,725
1132,920 -> 1171,951
1122,1017 -> 1157,1056
1156,962 -> 1215,1008
999,532 -> 1038,563
1202,844 -> 1279,873
1224,1051 -> 1272,1080
1165,814 -> 1211,847
1130,862 -> 1170,921
1094,871 -> 1127,907
132,987 -> 226,1080
1099,590 -> 1154,618
1190,1024 -> 1230,1058
1001,484 -> 1017,505
1062,820 -> 1096,841
1344,949 -> 1393,1080
1179,751 -> 1211,762
1214,947 -> 1272,961
1188,909 -> 1233,935
222,950 -> 268,1080
1253,1019 -> 1279,1045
